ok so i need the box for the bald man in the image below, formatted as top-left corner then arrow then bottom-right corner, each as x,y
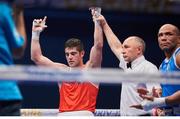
95,15 -> 161,116
157,24 -> 180,115
158,24 -> 180,97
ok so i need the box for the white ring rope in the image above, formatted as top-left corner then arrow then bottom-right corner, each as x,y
0,65 -> 179,84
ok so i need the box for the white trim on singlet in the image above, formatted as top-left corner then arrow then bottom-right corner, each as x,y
173,47 -> 180,69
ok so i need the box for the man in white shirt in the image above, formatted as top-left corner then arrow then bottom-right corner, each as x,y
94,15 -> 161,116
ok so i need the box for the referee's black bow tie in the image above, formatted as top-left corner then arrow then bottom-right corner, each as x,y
127,62 -> 132,69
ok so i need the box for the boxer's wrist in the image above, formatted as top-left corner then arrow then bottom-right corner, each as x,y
141,97 -> 166,111
32,31 -> 40,40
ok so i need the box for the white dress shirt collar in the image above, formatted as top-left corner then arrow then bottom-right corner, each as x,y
131,55 -> 145,69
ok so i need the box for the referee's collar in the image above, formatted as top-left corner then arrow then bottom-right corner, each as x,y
131,55 -> 145,69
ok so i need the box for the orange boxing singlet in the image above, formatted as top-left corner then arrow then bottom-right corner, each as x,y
59,82 -> 98,112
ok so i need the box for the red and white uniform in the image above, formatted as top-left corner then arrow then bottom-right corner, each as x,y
59,82 -> 98,113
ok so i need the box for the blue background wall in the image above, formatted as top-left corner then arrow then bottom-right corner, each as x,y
15,8 -> 180,109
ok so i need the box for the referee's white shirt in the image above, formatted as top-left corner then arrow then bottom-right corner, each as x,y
119,55 -> 160,116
